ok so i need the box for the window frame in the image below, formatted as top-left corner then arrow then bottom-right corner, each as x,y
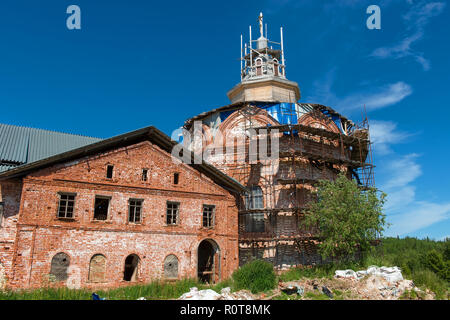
57,192 -> 76,219
245,186 -> 264,210
141,168 -> 149,182
128,198 -> 143,224
106,165 -> 114,179
244,212 -> 265,233
173,172 -> 179,185
93,195 -> 111,221
166,201 -> 180,225
202,204 -> 215,228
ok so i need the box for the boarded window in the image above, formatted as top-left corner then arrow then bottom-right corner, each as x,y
50,252 -> 70,281
106,165 -> 114,179
245,186 -> 263,209
164,254 -> 179,279
128,199 -> 143,223
88,254 -> 106,283
245,212 -> 265,232
57,193 -> 75,218
94,197 -> 110,220
166,202 -> 179,225
202,205 -> 215,228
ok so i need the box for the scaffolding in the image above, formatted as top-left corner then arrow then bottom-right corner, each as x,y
222,102 -> 375,267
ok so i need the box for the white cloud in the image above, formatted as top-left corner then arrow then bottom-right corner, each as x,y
386,202 -> 450,236
370,1 -> 446,71
383,154 -> 422,189
306,69 -> 412,113
370,120 -> 411,155
380,154 -> 450,237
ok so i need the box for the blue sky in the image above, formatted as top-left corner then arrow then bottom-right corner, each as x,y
0,1 -> 449,239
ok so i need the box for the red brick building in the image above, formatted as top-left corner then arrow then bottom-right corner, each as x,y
0,126 -> 245,289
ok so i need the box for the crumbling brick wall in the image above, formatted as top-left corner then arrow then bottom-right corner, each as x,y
0,180 -> 23,288
4,141 -> 239,289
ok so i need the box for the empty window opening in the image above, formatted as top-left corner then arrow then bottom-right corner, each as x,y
245,186 -> 263,209
123,254 -> 140,282
128,199 -> 143,223
106,165 -> 114,179
245,212 -> 265,233
273,59 -> 279,76
256,58 -> 262,76
173,173 -> 179,185
50,252 -> 70,281
88,254 -> 106,283
164,254 -> 179,279
202,205 -> 215,228
166,201 -> 179,225
94,197 -> 110,221
57,193 -> 75,218
198,239 -> 220,284
142,168 -> 148,181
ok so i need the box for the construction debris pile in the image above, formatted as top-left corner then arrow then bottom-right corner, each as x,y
278,265 -> 434,300
178,287 -> 255,300
177,266 -> 435,300
334,265 -> 403,282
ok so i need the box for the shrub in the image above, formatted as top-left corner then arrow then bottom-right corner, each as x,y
232,260 -> 276,293
303,173 -> 387,260
412,269 -> 448,300
424,250 -> 445,275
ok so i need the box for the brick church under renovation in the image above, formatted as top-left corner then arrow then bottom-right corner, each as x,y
0,14 -> 373,289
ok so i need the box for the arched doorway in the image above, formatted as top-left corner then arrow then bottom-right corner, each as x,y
197,239 -> 220,284
123,254 -> 140,282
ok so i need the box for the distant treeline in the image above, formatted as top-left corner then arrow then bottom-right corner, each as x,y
366,236 -> 449,298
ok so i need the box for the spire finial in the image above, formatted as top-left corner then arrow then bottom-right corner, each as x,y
258,12 -> 264,38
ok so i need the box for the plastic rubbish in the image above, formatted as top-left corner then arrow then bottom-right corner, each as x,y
322,286 -> 333,299
92,293 -> 106,300
178,287 -> 254,300
335,266 -> 403,283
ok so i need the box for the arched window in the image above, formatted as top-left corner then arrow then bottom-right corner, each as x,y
255,58 -> 263,76
50,252 -> 70,281
245,186 -> 263,209
273,58 -> 279,76
164,254 -> 179,279
88,254 -> 106,283
123,254 -> 140,282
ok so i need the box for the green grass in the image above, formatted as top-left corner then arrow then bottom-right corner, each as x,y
0,278 -> 224,300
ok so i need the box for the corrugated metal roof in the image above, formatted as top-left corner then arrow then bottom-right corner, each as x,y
0,124 -> 102,172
